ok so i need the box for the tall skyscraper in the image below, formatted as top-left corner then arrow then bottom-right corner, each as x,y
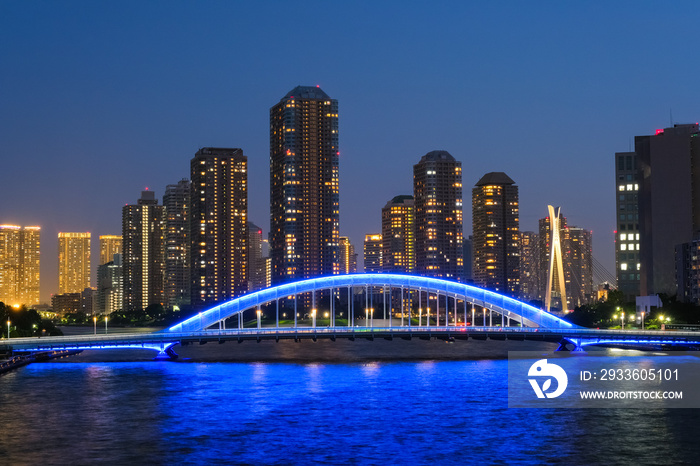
190,148 -> 248,307
472,172 -> 520,295
339,236 -> 357,274
363,234 -> 383,273
0,225 -> 40,306
163,179 -> 191,308
621,123 -> 700,297
248,222 -> 266,291
58,232 -> 91,295
122,190 -> 166,311
381,195 -> 415,273
414,151 -> 463,280
99,235 -> 122,266
270,86 -> 339,283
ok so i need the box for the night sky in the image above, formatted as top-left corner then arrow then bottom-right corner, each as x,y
2,1 -> 699,303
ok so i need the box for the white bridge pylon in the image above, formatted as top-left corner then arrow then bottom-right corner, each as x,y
168,274 -> 576,333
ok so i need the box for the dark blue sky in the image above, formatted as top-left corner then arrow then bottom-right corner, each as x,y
2,1 -> 699,302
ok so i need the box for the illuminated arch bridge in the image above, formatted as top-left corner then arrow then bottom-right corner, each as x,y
168,274 -> 575,333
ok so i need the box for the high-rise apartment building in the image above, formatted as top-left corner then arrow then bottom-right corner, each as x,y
381,195 -> 415,273
339,236 -> 357,274
472,172 -> 519,295
96,253 -> 122,315
519,231 -> 539,301
191,148 -> 248,307
58,232 -> 91,295
0,225 -> 40,306
270,86 -> 339,283
414,151 -> 463,280
248,222 -> 266,291
122,190 -> 166,311
163,179 -> 191,308
363,234 -> 383,273
627,124 -> 700,297
568,226 -> 593,307
99,235 -> 122,266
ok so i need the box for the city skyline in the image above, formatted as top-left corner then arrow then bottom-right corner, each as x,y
2,3 -> 700,302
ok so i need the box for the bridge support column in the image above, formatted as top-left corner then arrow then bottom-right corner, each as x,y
401,286 -> 404,327
154,343 -> 178,361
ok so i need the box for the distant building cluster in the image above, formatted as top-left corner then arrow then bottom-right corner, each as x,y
1,87 -> 698,313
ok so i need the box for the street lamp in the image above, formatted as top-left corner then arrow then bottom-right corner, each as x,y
311,309 -> 317,328
641,311 -> 645,330
620,311 -> 624,330
105,316 -> 108,334
256,309 -> 262,329
6,320 -> 10,339
93,316 -> 97,335
418,308 -> 422,327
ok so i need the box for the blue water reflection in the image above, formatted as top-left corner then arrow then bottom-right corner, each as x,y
1,359 -> 699,464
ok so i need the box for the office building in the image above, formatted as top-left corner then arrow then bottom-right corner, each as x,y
0,225 -> 40,306
414,150 -> 463,280
58,232 -> 91,294
614,151 -> 640,299
381,195 -> 415,273
631,124 -> 700,296
122,190 -> 166,311
164,179 -> 191,308
363,234 -> 383,273
191,148 -> 248,307
99,235 -> 122,266
472,172 -> 519,295
270,86 -> 339,283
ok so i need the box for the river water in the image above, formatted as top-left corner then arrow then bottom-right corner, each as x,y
1,348 -> 699,465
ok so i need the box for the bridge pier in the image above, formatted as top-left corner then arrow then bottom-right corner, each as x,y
154,344 -> 178,361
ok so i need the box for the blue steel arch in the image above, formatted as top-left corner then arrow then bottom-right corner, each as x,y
168,274 -> 577,333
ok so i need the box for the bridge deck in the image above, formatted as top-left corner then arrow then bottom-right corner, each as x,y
3,327 -> 700,353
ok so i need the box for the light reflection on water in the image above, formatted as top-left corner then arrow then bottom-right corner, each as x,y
1,358 -> 699,464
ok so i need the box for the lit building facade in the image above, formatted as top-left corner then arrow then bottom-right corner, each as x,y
614,151 -> 640,299
568,226 -> 594,307
363,234 -> 383,273
0,225 -> 40,306
58,232 -> 91,295
270,86 -> 339,283
519,231 -> 539,302
381,195 -> 415,273
99,235 -> 122,266
96,253 -> 122,315
472,172 -> 519,295
122,190 -> 166,311
414,151 -> 463,280
339,236 -> 357,274
163,179 -> 191,308
248,222 -> 266,291
190,148 -> 248,307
